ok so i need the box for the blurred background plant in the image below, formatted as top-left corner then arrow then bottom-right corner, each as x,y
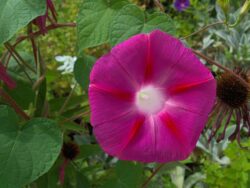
1,0 -> 250,187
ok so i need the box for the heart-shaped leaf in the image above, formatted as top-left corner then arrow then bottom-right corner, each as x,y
77,0 -> 128,50
0,105 -> 63,188
74,55 -> 96,90
110,4 -> 176,46
116,161 -> 144,188
0,0 -> 46,44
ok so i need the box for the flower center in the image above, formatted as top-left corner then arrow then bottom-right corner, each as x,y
135,85 -> 165,114
217,72 -> 249,108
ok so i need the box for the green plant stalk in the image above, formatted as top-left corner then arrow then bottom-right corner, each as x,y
33,48 -> 48,117
58,84 -> 77,116
28,23 -> 38,67
141,163 -> 165,188
181,21 -> 225,40
61,110 -> 90,124
153,0 -> 165,12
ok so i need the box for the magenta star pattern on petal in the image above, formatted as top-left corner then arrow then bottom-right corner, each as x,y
88,30 -> 216,163
0,63 -> 16,89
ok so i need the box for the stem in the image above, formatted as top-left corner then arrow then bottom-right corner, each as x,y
4,44 -> 33,83
28,24 -> 38,67
58,85 -> 77,115
0,22 -> 76,63
1,51 -> 12,67
5,43 -> 36,73
141,163 -> 165,188
153,0 -> 165,12
34,50 -> 48,117
32,75 -> 45,90
192,50 -> 250,90
0,88 -> 30,120
5,53 -> 12,67
0,50 -> 8,63
33,46 -> 46,91
62,110 -> 90,123
42,101 -> 49,118
14,22 -> 76,47
181,21 -> 225,40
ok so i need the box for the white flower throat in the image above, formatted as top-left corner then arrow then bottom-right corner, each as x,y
135,85 -> 165,115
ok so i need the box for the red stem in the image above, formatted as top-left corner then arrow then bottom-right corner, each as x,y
192,50 -> 250,90
141,163 -> 165,188
0,22 -> 76,64
13,22 -> 76,48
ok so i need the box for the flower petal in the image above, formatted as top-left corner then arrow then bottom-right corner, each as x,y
98,103 -> 208,163
89,85 -> 135,126
148,30 -> 187,85
90,50 -> 144,126
153,105 -> 207,162
111,34 -> 149,85
90,53 -> 138,93
163,49 -> 216,115
55,56 -> 67,62
174,0 -> 190,11
93,112 -> 145,157
166,79 -> 216,115
118,116 -> 156,162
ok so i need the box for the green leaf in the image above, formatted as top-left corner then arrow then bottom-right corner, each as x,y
35,161 -> 61,188
74,55 -> 96,90
34,78 -> 47,117
101,178 -> 120,188
77,0 -> 128,49
0,0 -> 46,44
76,172 -> 91,188
110,4 -> 176,46
4,52 -> 37,109
110,4 -> 144,46
142,12 -> 175,33
116,161 -> 144,188
0,105 -> 63,188
5,79 -> 35,109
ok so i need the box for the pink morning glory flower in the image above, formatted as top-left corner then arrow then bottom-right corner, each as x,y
89,30 -> 216,163
0,63 -> 16,89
